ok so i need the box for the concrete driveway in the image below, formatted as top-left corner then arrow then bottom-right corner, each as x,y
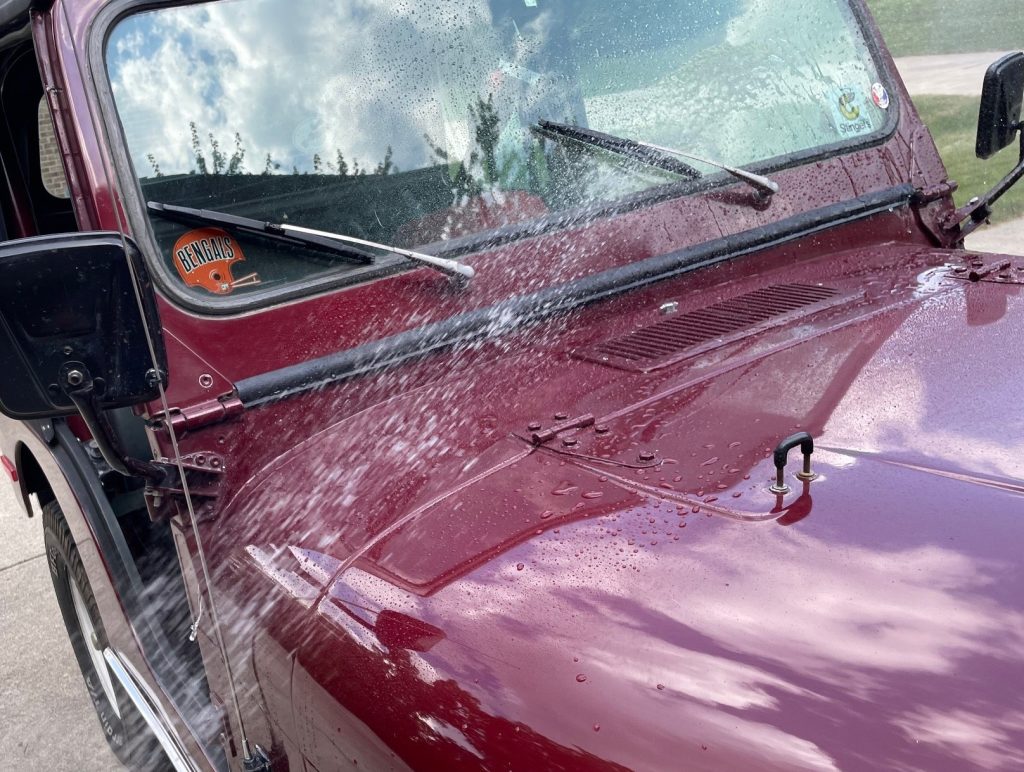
894,51 -> 1013,96
0,482 -> 122,770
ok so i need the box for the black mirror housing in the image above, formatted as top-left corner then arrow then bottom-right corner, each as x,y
0,232 -> 166,419
976,52 -> 1024,159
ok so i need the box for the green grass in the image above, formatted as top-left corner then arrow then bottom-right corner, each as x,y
866,0 -> 1024,57
913,95 -> 1024,223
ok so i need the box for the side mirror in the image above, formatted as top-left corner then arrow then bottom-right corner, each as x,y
976,52 -> 1024,159
0,232 -> 166,420
950,53 -> 1024,239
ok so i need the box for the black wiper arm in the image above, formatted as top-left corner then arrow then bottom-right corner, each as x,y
148,202 -> 476,283
535,120 -> 779,197
148,202 -> 376,264
534,120 -> 701,180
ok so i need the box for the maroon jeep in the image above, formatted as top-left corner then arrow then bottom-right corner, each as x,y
2,0 -> 1024,769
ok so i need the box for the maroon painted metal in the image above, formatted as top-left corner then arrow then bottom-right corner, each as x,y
5,0 -> 1022,770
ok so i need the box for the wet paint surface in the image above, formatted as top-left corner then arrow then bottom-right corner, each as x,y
38,1 -> 1016,767
199,246 -> 1024,770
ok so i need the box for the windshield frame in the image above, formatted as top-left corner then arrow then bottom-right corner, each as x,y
86,0 -> 901,317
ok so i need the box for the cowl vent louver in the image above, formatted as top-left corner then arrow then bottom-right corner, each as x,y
579,283 -> 844,372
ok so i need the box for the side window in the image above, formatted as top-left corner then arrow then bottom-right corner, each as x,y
37,98 -> 69,200
0,46 -> 77,237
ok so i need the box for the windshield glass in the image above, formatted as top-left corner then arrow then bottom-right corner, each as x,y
105,0 -> 889,301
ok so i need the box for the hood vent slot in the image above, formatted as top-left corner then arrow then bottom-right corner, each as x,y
579,283 -> 844,372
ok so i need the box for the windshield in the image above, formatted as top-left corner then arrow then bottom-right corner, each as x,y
105,0 -> 890,302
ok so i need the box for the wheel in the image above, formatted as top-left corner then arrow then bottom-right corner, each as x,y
43,499 -> 172,771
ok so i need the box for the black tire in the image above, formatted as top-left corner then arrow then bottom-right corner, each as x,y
43,499 -> 172,771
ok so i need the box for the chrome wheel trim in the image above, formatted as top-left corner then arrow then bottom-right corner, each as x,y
69,578 -> 122,719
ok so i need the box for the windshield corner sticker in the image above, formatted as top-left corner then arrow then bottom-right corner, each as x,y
871,82 -> 890,110
829,86 -> 874,138
172,227 -> 261,295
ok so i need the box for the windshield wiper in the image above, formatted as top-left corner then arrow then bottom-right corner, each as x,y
147,202 -> 476,283
534,120 -> 779,197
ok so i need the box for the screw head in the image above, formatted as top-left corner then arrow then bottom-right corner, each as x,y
562,437 -> 579,447
639,450 -> 656,462
554,412 -> 569,421
527,422 -> 542,432
65,369 -> 85,387
199,373 -> 214,389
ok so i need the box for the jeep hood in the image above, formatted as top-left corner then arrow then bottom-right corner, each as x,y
225,247 -> 1024,770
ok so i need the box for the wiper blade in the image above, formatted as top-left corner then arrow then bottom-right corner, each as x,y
535,120 -> 779,197
534,120 -> 701,180
147,202 -> 476,283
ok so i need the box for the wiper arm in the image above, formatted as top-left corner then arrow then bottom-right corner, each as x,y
535,120 -> 779,197
534,121 -> 701,180
147,202 -> 476,283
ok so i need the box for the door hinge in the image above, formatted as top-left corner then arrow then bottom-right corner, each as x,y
154,393 -> 244,434
145,451 -> 227,522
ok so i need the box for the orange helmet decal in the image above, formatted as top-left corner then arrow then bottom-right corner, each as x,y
172,227 -> 260,295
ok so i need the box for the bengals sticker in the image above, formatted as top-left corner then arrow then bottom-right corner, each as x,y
172,228 -> 260,295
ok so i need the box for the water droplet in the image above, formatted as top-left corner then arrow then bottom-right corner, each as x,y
656,683 -> 665,690
553,483 -> 579,496
582,491 -> 604,499
576,673 -> 588,683
701,456 -> 719,467
593,723 -> 601,732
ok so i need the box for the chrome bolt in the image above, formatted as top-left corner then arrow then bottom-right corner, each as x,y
770,467 -> 790,494
659,301 -> 680,315
65,369 -> 85,387
639,450 -> 656,462
199,373 -> 214,389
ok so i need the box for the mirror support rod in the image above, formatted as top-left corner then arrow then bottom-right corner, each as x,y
945,125 -> 1024,240
60,365 -> 165,483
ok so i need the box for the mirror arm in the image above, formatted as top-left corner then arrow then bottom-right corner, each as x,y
947,125 -> 1024,240
62,370 -> 166,483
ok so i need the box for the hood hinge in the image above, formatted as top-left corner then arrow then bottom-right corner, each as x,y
154,393 -> 244,434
